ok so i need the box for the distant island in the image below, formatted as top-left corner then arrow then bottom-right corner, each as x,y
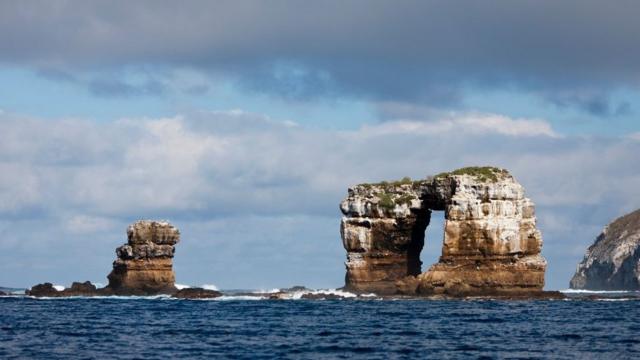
571,208 -> 640,290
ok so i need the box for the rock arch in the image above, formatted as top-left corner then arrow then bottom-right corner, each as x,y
339,167 -> 546,296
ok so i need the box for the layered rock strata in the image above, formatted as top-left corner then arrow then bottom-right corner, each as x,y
570,209 -> 640,290
106,220 -> 180,295
340,167 -> 547,296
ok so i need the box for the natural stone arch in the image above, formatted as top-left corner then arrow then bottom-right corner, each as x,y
339,167 -> 546,296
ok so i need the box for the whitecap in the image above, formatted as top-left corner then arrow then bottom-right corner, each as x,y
210,295 -> 266,301
29,294 -> 173,300
175,283 -> 191,290
560,289 -> 635,294
201,284 -> 219,291
252,288 -> 280,294
52,285 -> 65,291
283,288 -> 358,300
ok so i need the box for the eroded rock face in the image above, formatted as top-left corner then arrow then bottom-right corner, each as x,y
570,209 -> 640,290
106,220 -> 180,295
340,167 -> 546,295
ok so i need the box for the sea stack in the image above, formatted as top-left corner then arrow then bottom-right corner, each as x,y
106,220 -> 180,295
340,167 -> 547,296
570,209 -> 640,290
27,220 -> 223,298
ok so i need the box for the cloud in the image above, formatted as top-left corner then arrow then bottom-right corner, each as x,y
543,89 -> 633,117
362,113 -> 559,138
625,132 -> 640,141
0,110 -> 639,289
2,1 -> 640,109
37,67 -> 169,98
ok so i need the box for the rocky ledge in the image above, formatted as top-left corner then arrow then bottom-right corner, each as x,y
27,220 -> 221,299
173,288 -> 223,299
570,208 -> 640,290
340,166 -> 549,297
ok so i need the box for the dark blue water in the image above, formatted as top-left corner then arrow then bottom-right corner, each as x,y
1,297 -> 639,359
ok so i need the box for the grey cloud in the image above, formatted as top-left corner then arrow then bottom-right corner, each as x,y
545,90 -> 634,117
88,78 -> 165,97
36,67 -> 168,98
2,1 -> 640,109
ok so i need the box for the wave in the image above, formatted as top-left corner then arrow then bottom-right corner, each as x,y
208,295 -> 266,301
3,285 -> 378,301
201,284 -> 219,291
174,283 -> 219,291
560,289 -> 637,294
27,294 -> 174,300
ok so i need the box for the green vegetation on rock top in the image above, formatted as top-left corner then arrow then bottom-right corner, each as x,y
434,166 -> 508,183
357,166 -> 509,188
358,176 -> 420,188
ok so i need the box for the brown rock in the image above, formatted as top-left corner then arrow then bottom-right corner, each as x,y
27,281 -> 107,297
26,283 -> 60,297
340,167 -> 547,296
300,292 -> 348,300
172,287 -> 222,299
106,220 -> 180,295
65,281 -> 99,295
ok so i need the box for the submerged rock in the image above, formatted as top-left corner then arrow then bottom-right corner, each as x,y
340,167 -> 546,296
106,220 -> 180,295
570,209 -> 640,290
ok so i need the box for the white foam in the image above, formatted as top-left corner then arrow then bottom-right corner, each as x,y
560,289 -> 634,294
252,288 -> 280,294
30,294 -> 173,300
52,285 -> 65,291
211,295 -> 265,301
201,284 -> 219,291
175,284 -> 191,290
283,288 -> 358,300
359,293 -> 378,298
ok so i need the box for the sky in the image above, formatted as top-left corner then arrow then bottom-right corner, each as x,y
1,1 -> 639,290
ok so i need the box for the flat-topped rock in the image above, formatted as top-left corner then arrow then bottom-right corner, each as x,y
172,287 -> 222,299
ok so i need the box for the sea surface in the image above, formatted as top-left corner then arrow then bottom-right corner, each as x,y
1,291 -> 639,359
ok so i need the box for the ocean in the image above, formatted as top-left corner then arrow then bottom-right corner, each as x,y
1,292 -> 639,359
